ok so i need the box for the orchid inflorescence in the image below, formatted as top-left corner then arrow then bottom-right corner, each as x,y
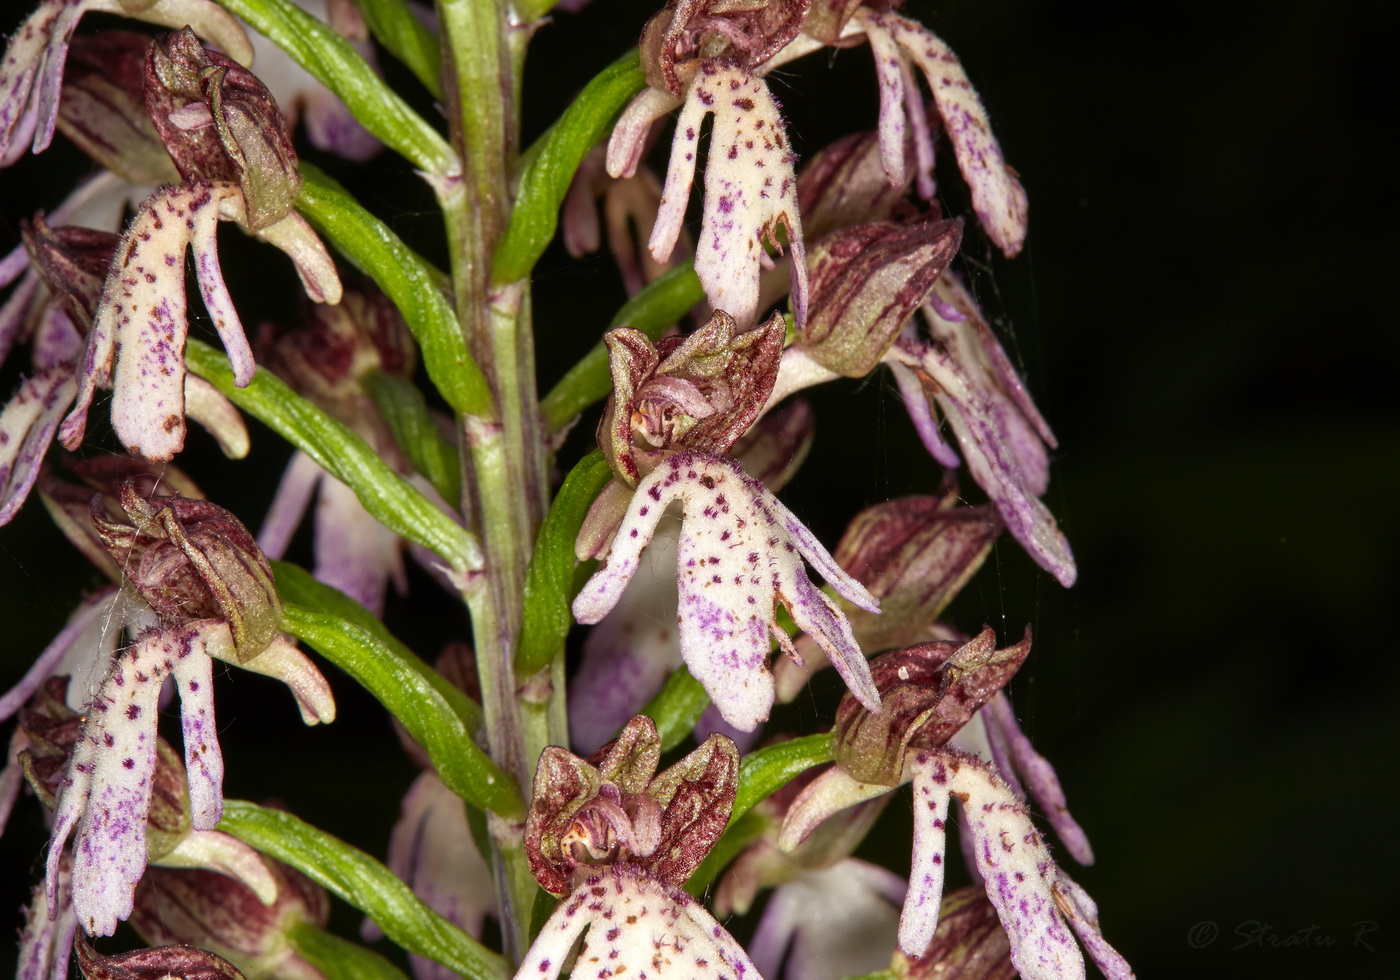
0,1 -> 1131,979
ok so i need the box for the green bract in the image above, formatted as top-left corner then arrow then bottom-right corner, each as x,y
494,52 -> 646,284
186,341 -> 481,575
281,603 -> 521,818
347,0 -> 443,99
516,450 -> 614,674
297,166 -> 491,418
218,802 -> 509,980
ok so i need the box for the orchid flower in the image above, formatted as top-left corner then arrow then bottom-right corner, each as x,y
42,486 -> 333,936
518,716 -> 763,980
609,0 -> 811,328
570,400 -> 813,751
574,449 -> 880,732
50,26 -> 342,460
0,0 -> 251,167
779,630 -> 1131,978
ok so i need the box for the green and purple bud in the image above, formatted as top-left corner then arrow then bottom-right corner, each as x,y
145,27 -> 301,231
92,485 -> 282,662
131,858 -> 330,980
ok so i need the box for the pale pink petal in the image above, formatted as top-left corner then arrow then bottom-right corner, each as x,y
20,851 -> 75,980
865,18 -> 909,188
0,271 -> 42,367
0,727 -> 27,835
224,632 -> 336,725
184,374 -> 250,458
762,346 -> 840,416
0,363 -> 77,524
244,207 -> 343,305
258,449 -> 323,559
313,471 -> 405,617
385,772 -> 496,976
51,628 -> 182,935
512,881 -> 594,980
898,751 -> 953,955
171,646 -> 223,829
155,829 -> 278,904
947,754 -> 1085,980
1053,875 -> 1135,980
860,11 -> 1028,256
900,58 -> 937,201
888,351 -> 960,468
569,520 -> 684,753
750,859 -> 904,980
986,694 -> 1093,865
0,590 -> 117,723
654,67 -> 806,328
779,766 -> 892,853
607,87 -> 682,180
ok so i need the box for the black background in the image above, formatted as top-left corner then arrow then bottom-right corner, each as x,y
2,1 -> 1397,976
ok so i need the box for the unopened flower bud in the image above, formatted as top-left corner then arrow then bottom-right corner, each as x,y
832,627 -> 1030,785
259,287 -> 416,410
800,217 -> 962,377
890,886 -> 1015,980
146,27 -> 301,230
798,130 -> 914,243
91,485 -> 282,661
76,933 -> 246,980
131,858 -> 328,980
599,311 -> 783,485
833,494 -> 1001,651
57,31 -> 182,186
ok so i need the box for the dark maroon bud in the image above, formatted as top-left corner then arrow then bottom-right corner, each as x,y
76,933 -> 246,980
598,310 -> 783,486
832,627 -> 1030,785
525,716 -> 738,894
798,130 -> 915,242
833,493 -> 1001,651
800,217 -> 962,377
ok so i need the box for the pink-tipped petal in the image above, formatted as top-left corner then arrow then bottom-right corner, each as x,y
607,87 -> 681,179
862,11 -> 1028,256
0,364 -> 77,524
986,694 -> 1093,865
258,450 -> 323,559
